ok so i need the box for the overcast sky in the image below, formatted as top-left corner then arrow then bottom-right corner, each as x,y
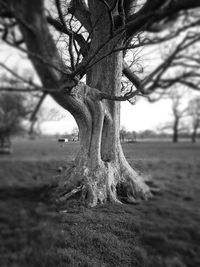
0,43 -> 198,135
40,95 -> 173,134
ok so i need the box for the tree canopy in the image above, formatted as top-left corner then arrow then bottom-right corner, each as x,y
0,1 -> 200,98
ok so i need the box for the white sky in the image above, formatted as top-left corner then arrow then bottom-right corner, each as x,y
0,43 -> 199,135
40,95 -> 172,134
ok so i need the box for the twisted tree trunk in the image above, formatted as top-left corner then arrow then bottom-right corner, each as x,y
57,1 -> 151,206
58,51 -> 151,206
9,0 -> 151,206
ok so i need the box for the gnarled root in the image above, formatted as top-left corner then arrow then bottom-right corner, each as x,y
57,162 -> 108,207
118,167 -> 152,204
56,156 -> 152,207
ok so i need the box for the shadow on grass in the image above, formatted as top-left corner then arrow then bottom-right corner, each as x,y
1,154 -> 200,266
0,182 -> 147,267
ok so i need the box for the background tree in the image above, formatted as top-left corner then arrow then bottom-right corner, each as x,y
0,0 -> 200,206
166,90 -> 188,143
29,105 -> 66,138
71,126 -> 79,141
120,127 -> 137,143
120,126 -> 127,143
138,130 -> 157,140
0,92 -> 27,150
188,97 -> 200,143
148,87 -> 189,143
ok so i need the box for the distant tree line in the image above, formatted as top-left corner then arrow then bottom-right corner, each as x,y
0,88 -> 199,151
120,128 -> 200,143
120,127 -> 137,143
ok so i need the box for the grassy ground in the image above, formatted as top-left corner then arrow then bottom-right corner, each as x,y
0,138 -> 200,267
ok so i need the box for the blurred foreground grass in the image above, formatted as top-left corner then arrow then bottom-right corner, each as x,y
0,139 -> 200,267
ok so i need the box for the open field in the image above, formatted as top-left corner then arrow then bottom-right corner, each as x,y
0,138 -> 200,267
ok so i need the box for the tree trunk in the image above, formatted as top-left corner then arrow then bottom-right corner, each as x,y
12,0 -> 151,206
191,130 -> 197,143
172,120 -> 179,143
58,77 -> 151,206
57,1 -> 151,206
173,131 -> 178,143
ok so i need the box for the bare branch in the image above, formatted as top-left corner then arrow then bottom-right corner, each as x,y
30,92 -> 46,122
68,0 -> 92,32
126,0 -> 200,39
122,60 -> 142,89
47,16 -> 89,57
0,86 -> 39,92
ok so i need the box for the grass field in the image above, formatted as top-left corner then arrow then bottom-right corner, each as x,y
0,138 -> 200,267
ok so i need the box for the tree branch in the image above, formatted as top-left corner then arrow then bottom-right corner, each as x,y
46,16 -> 89,57
122,60 -> 142,89
68,0 -> 92,32
126,0 -> 200,38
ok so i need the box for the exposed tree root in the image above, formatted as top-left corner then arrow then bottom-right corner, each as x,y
58,185 -> 85,202
56,156 -> 155,207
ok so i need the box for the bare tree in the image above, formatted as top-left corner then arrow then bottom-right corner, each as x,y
120,127 -> 137,143
29,105 -> 66,138
0,0 -> 200,205
0,92 -> 28,151
120,126 -> 127,143
188,97 -> 200,143
71,126 -> 79,141
171,92 -> 183,143
159,89 -> 188,143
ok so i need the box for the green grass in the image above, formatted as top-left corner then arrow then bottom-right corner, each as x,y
0,139 -> 200,266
